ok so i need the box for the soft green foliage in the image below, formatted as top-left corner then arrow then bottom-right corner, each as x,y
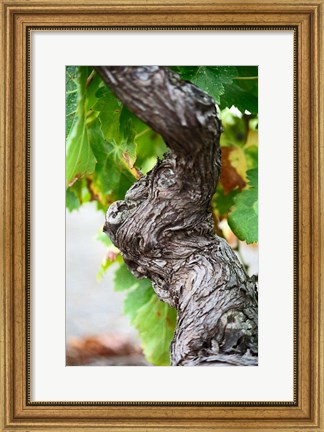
212,107 -> 258,229
66,66 -> 166,209
66,67 -> 97,187
228,168 -> 258,244
66,65 -> 258,365
220,66 -> 258,114
115,270 -> 177,365
124,280 -> 176,365
114,262 -> 140,292
66,66 -> 79,138
174,66 -> 237,105
66,188 -> 80,212
132,293 -> 177,365
123,280 -> 154,322
213,188 -> 240,218
174,66 -> 258,114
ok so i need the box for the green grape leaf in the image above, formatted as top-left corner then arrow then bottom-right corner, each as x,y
244,144 -> 258,171
177,66 -> 237,104
66,66 -> 79,138
220,66 -> 258,113
114,261 -> 139,292
66,120 -> 97,187
93,92 -> 146,195
66,178 -> 92,212
175,66 -> 200,80
219,108 -> 248,148
135,128 -> 167,174
123,277 -> 176,366
213,187 -> 240,217
235,66 -> 258,77
228,168 -> 258,243
66,67 -> 97,187
123,279 -> 154,322
66,188 -> 81,212
85,72 -> 103,112
86,118 -> 135,201
176,66 -> 258,113
95,92 -> 147,168
113,262 -> 177,365
119,107 -> 141,167
95,90 -> 122,142
133,294 -> 176,366
220,82 -> 258,114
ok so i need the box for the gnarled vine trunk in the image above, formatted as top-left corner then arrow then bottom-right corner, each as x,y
95,66 -> 258,366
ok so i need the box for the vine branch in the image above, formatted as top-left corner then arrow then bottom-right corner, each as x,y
95,66 -> 258,366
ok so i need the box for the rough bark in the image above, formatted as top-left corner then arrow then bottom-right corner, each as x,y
95,66 -> 258,366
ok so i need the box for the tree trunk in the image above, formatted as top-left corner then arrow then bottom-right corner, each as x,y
95,66 -> 258,366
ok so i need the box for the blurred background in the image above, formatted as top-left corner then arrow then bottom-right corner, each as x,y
66,203 -> 148,365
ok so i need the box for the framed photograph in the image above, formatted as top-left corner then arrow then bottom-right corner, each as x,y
1,0 -> 323,431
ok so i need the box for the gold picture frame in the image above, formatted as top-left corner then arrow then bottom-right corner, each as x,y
1,0 -> 323,430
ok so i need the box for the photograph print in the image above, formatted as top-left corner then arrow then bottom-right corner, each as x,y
65,65 -> 258,367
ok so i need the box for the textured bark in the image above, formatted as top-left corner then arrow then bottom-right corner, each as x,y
95,66 -> 258,366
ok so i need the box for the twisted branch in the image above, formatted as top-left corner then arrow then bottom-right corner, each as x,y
95,66 -> 258,366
